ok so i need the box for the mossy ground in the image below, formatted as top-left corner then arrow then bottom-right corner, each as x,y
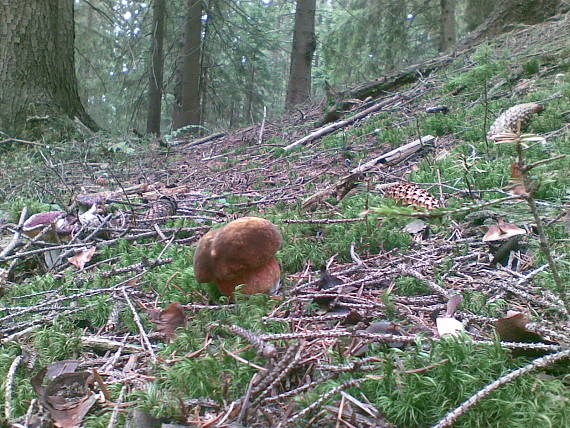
1,22 -> 570,428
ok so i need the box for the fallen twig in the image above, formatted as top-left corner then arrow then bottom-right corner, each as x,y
433,349 -> 570,428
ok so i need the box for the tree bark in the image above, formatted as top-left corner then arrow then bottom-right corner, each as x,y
285,0 -> 317,110
146,0 -> 167,135
439,0 -> 456,52
199,0 -> 213,129
383,1 -> 407,71
460,0 -> 561,49
0,0 -> 98,137
464,0 -> 494,32
172,0 -> 203,131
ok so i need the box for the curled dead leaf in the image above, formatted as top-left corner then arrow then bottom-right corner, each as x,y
67,246 -> 96,270
445,294 -> 463,317
149,302 -> 187,342
31,361 -> 97,428
495,311 -> 545,343
483,219 -> 526,242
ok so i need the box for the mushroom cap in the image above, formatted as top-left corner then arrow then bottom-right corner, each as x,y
193,228 -> 217,283
482,220 -> 526,242
211,217 -> 281,279
193,217 -> 281,296
22,211 -> 77,241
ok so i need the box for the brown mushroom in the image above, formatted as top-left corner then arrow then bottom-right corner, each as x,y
22,211 -> 78,268
482,218 -> 526,242
22,211 -> 77,241
193,217 -> 281,297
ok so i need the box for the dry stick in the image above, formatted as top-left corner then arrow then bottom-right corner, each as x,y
3,355 -> 23,422
285,378 -> 365,425
522,154 -> 566,171
238,373 -> 258,424
282,218 -> 365,224
0,283 -> 129,324
101,335 -> 129,373
1,241 -> 89,262
264,373 -> 337,403
169,131 -> 225,147
251,342 -> 302,398
228,325 -> 277,358
261,330 -> 416,343
121,287 -> 157,362
0,137 -> 56,148
432,349 -> 570,428
51,214 -> 114,270
1,301 -> 100,339
107,385 -> 127,428
258,105 -> 267,144
22,399 -> 39,428
515,142 -> 570,315
350,135 -> 436,174
300,134 -> 436,210
283,95 -> 400,151
398,266 -> 450,298
255,344 -> 305,402
81,336 -> 143,353
0,207 -> 27,259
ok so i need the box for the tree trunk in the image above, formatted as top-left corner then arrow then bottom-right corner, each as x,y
0,0 -> 98,137
285,0 -> 317,110
199,0 -> 213,129
245,53 -> 256,124
464,0 -> 494,32
172,0 -> 203,131
439,0 -> 456,52
383,1 -> 407,71
146,0 -> 167,135
460,0 -> 561,49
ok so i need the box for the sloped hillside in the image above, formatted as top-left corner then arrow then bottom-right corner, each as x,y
1,13 -> 569,428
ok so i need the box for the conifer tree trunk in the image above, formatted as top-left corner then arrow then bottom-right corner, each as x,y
0,0 -> 98,137
439,0 -> 456,52
146,0 -> 167,135
285,0 -> 317,110
383,1 -> 407,71
464,0 -> 494,32
172,0 -> 203,131
199,0 -> 213,129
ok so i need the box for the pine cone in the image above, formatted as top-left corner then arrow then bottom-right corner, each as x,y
383,182 -> 443,210
143,196 -> 177,221
488,102 -> 544,138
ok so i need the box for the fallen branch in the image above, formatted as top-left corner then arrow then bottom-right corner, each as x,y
302,135 -> 435,210
339,54 -> 455,100
169,131 -> 225,147
350,135 -> 435,174
4,355 -> 23,423
433,349 -> 570,428
283,95 -> 400,151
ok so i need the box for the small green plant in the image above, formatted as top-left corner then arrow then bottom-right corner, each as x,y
522,58 -> 540,75
107,140 -> 135,154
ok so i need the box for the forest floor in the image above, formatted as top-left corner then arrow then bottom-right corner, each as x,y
1,12 -> 570,428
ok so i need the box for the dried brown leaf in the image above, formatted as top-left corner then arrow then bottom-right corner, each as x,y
31,362 -> 96,428
483,220 -> 526,242
445,294 -> 463,317
495,312 -> 544,343
150,302 -> 187,342
67,246 -> 96,270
